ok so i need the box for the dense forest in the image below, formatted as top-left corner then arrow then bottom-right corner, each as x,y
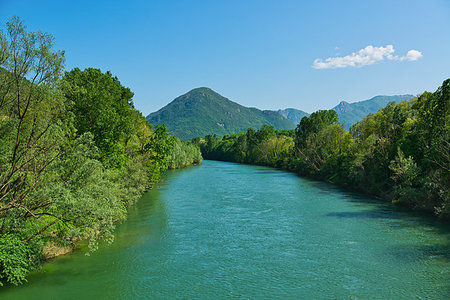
198,79 -> 449,219
0,18 -> 201,286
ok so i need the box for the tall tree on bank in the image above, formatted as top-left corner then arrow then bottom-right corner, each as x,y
62,68 -> 134,167
0,17 -> 66,285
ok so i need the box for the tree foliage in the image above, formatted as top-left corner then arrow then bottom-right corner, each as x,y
62,67 -> 135,167
167,137 -> 202,169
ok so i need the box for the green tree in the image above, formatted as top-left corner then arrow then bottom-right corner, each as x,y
0,16 -> 66,285
295,110 -> 338,148
62,68 -> 134,166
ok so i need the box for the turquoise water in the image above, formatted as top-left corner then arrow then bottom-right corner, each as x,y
1,160 -> 449,299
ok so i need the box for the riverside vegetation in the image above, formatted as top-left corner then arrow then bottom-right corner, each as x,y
198,79 -> 449,219
0,17 -> 201,286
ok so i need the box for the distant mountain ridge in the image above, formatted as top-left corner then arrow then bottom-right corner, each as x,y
277,108 -> 310,125
332,94 -> 414,128
146,87 -> 295,140
277,95 -> 414,129
146,88 -> 415,140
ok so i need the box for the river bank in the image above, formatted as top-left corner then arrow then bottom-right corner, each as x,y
1,161 -> 448,299
209,157 -> 445,220
199,80 -> 449,220
41,161 -> 203,261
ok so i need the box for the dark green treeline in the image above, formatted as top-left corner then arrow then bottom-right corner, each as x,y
198,80 -> 449,219
0,17 -> 201,286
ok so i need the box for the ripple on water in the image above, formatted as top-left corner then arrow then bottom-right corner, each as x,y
1,160 -> 449,299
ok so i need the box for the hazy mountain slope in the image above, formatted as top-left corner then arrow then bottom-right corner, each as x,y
332,95 -> 414,128
277,108 -> 310,126
147,87 -> 295,140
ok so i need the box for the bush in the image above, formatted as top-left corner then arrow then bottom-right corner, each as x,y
0,235 -> 41,286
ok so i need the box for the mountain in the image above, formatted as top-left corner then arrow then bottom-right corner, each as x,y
277,108 -> 310,126
146,87 -> 295,140
332,95 -> 414,128
147,88 -> 415,140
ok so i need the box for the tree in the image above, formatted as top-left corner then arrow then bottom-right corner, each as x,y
0,16 -> 66,285
62,68 -> 134,166
295,110 -> 338,148
0,16 -> 66,235
144,125 -> 174,181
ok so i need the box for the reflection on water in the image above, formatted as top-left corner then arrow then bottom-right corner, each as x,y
1,160 -> 449,299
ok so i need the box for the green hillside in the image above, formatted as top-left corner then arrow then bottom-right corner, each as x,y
147,87 -> 295,140
277,108 -> 310,126
333,95 -> 414,128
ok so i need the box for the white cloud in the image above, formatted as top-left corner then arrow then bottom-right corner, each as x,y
312,45 -> 422,69
401,49 -> 423,61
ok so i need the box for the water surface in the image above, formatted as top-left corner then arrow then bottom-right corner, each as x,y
1,160 -> 449,299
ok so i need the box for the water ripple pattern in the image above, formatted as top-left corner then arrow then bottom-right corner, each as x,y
1,160 -> 449,299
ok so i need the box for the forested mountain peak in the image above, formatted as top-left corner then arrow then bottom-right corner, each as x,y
147,88 -> 295,140
333,101 -> 351,113
175,87 -> 219,101
168,87 -> 242,109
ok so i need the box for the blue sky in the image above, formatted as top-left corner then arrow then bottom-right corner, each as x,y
1,0 -> 449,115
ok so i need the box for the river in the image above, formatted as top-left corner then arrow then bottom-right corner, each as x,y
1,160 -> 449,299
